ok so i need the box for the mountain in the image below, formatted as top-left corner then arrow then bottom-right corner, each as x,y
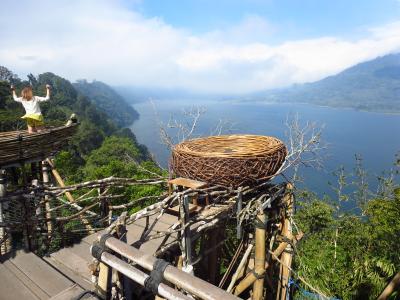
74,80 -> 139,127
258,53 -> 400,112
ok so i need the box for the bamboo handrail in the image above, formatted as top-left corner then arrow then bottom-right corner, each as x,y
97,235 -> 241,300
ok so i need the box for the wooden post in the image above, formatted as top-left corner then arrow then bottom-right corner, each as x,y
0,169 -> 10,255
253,212 -> 266,300
42,161 -> 53,238
208,228 -> 218,284
97,262 -> 111,299
378,272 -> 400,300
237,188 -> 243,239
180,195 -> 193,274
276,183 -> 294,300
18,166 -> 31,250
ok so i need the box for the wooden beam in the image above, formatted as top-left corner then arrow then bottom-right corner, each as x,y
46,158 -> 95,234
378,272 -> 400,300
208,228 -> 218,284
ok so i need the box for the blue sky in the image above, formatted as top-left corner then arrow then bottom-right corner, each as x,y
136,0 -> 400,41
1,0 -> 400,93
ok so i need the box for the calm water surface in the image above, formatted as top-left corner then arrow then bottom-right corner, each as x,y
130,100 -> 400,198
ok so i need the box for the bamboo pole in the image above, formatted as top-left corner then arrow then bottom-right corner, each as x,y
378,272 -> 400,300
234,271 -> 260,296
46,158 -> 95,234
253,212 -> 266,300
100,252 -> 191,300
97,262 -> 110,299
0,169 -> 8,255
271,232 -> 303,261
227,243 -> 253,293
276,183 -> 294,300
180,195 -> 193,273
99,235 -> 241,300
42,161 -> 53,238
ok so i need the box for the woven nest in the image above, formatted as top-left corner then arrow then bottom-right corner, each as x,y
0,123 -> 78,167
171,134 -> 287,187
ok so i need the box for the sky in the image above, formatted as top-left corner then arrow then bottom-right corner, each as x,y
1,0 -> 400,94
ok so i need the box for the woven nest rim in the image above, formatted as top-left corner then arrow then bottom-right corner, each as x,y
173,134 -> 286,159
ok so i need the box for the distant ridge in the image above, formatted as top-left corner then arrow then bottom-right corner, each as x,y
258,53 -> 400,112
74,80 -> 139,127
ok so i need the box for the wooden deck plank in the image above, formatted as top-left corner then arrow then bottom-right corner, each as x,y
43,256 -> 93,292
9,251 -> 74,297
49,284 -> 84,300
50,248 -> 93,284
169,177 -> 207,189
0,263 -> 41,300
47,211 -> 180,291
3,260 -> 49,300
62,241 -> 93,262
133,216 -> 175,233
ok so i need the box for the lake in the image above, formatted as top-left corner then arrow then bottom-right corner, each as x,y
130,100 -> 400,199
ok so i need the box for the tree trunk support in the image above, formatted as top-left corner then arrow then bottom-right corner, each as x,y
276,183 -> 294,300
252,212 -> 266,300
42,161 -> 53,239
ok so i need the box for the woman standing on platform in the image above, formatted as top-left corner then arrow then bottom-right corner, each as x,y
11,84 -> 51,133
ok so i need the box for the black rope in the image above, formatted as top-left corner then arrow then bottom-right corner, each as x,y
144,259 -> 170,294
91,243 -> 106,260
253,215 -> 267,229
248,268 -> 265,280
72,290 -> 99,300
99,233 -> 113,248
91,234 -> 113,260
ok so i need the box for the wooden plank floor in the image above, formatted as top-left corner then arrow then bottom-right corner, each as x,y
0,251 -> 88,300
0,212 -> 178,299
45,212 -> 179,293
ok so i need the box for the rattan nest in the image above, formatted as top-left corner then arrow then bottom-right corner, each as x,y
171,134 -> 287,187
0,123 -> 78,167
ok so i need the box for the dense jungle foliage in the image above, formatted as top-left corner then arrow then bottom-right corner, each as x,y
293,158 -> 400,299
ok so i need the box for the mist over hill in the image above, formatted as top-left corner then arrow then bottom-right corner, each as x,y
254,53 -> 400,112
74,80 -> 139,127
114,53 -> 400,113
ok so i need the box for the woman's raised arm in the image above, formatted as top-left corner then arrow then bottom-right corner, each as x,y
36,84 -> 51,102
11,85 -> 21,102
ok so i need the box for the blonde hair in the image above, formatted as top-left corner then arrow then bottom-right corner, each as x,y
21,86 -> 33,100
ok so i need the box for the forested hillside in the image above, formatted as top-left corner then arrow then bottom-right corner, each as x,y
0,67 -> 162,196
258,53 -> 400,112
74,80 -> 139,127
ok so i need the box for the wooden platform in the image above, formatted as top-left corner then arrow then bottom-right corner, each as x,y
0,124 -> 78,168
0,251 -> 93,300
0,212 -> 179,299
44,212 -> 179,293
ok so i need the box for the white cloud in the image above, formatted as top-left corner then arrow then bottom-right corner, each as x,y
0,0 -> 400,93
